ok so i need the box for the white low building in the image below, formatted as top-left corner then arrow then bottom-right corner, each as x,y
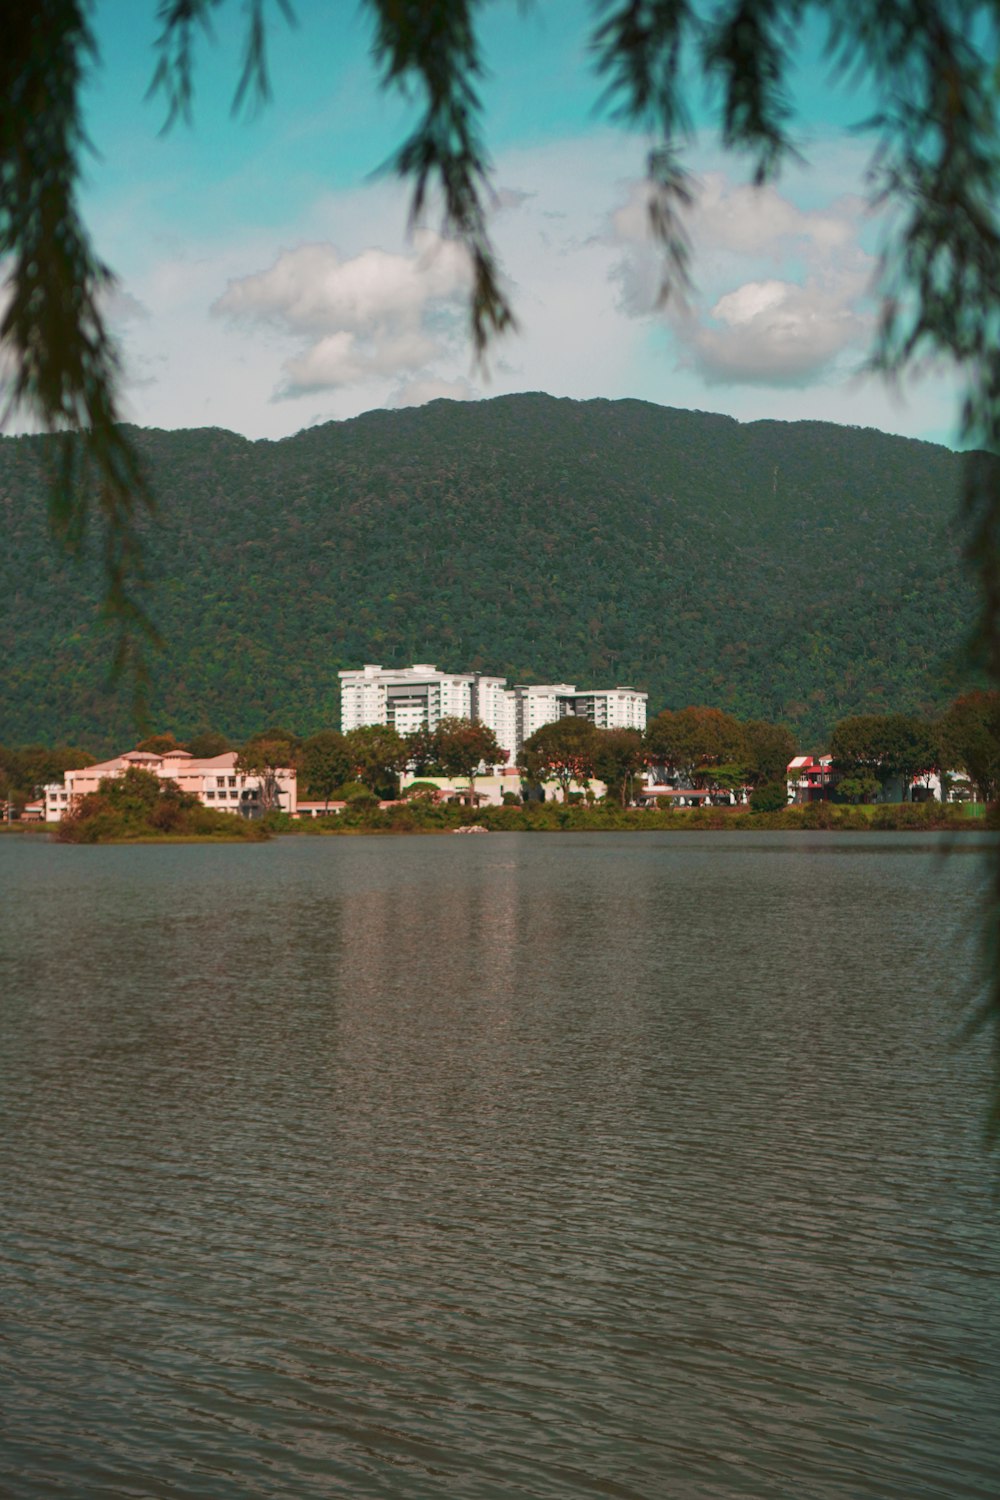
43,748 -> 297,820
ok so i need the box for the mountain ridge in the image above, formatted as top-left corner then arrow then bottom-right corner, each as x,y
0,392 -> 974,754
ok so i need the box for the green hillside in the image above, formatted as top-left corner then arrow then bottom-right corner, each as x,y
0,393 -> 975,753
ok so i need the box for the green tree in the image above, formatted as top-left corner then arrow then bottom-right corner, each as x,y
0,742 -> 96,806
829,715 -> 886,778
236,733 -> 296,814
59,764 -> 189,839
939,692 -> 1000,802
300,729 -> 352,810
742,719 -> 797,787
830,713 -> 939,800
835,774 -> 881,805
405,725 -> 444,776
882,715 -> 942,799
749,781 -> 788,814
522,716 -> 599,801
433,716 -> 502,805
344,724 -> 409,799
592,727 -> 645,806
644,707 -> 746,786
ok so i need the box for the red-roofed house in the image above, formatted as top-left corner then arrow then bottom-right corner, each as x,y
787,755 -> 836,803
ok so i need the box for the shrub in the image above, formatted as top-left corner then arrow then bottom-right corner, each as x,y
343,785 -> 379,806
750,781 -> 788,814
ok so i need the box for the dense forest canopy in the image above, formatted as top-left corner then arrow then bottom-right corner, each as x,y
0,393 -> 973,754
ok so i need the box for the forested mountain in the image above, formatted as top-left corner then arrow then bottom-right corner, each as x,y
0,393 -> 975,753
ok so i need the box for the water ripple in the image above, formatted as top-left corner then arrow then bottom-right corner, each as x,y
1,832 -> 997,1498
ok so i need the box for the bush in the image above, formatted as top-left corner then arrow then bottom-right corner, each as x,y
750,781 -> 788,814
58,768 -> 268,841
835,774 -> 881,804
404,780 -> 441,799
343,785 -> 379,806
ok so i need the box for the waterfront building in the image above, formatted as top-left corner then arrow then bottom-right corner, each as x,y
43,748 -> 297,821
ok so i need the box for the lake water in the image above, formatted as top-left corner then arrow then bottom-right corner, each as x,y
1,831 -> 998,1499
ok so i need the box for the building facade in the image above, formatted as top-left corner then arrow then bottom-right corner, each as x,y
340,664 -> 477,737
339,662 -> 647,761
43,748 -> 297,821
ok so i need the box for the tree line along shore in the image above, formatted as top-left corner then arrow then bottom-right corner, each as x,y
3,693 -> 998,842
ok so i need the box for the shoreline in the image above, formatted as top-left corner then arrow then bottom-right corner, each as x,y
3,804 -> 989,843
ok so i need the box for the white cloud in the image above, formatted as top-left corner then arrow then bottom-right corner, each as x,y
78,126 -> 958,446
211,233 -> 472,396
610,171 -> 875,385
103,285 -> 150,325
493,186 -> 534,214
682,273 -> 869,384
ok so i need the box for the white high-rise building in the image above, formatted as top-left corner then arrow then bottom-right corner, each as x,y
559,687 -> 647,732
510,683 -> 578,748
339,664 -> 475,736
470,675 -> 517,762
339,663 -> 647,763
509,683 -> 647,746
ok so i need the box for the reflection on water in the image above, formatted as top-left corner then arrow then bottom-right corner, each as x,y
1,832 -> 998,1499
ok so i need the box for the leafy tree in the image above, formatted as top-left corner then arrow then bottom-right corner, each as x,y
835,774 -> 882,805
701,762 -> 747,799
939,692 -> 1000,802
883,715 -> 940,796
300,729 -> 352,809
829,715 -> 887,777
743,720 -> 797,787
58,764 -> 263,841
0,742 -> 96,805
644,707 -> 746,786
749,781 -> 788,814
405,726 -> 444,776
343,783 -> 379,805
433,716 -> 502,804
592,727 -> 645,806
830,713 -> 939,800
403,779 -> 442,800
344,724 -> 409,798
522,716 -> 599,800
236,733 -> 296,814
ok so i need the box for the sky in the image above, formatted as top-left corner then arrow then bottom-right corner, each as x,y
67,0 -> 962,447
